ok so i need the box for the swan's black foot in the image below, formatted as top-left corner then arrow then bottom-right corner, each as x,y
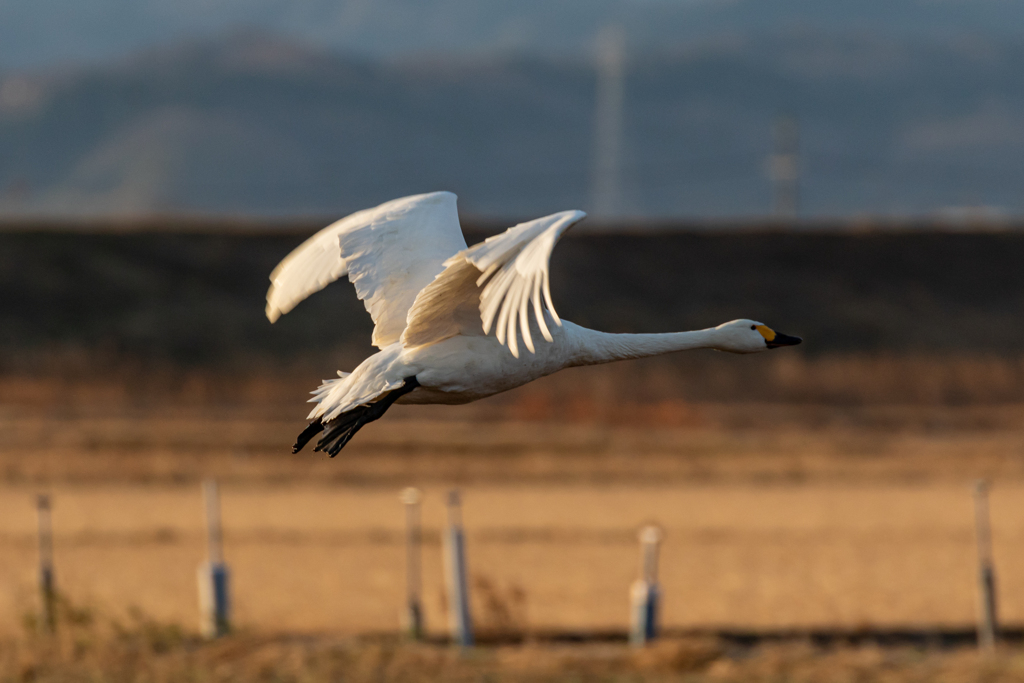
293,376 -> 420,457
292,418 -> 324,453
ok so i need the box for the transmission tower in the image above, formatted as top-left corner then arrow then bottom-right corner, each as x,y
590,26 -> 626,217
769,115 -> 800,218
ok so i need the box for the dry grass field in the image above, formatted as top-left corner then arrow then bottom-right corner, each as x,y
6,220 -> 1024,680
3,360 -> 1024,634
4,478 -> 1024,637
10,632 -> 1024,683
4,355 -> 1024,680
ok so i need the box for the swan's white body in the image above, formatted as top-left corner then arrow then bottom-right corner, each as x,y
266,192 -> 800,453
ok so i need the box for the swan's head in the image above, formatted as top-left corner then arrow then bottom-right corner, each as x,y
714,319 -> 802,354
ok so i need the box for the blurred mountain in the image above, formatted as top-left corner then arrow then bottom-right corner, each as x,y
1,31 -> 1024,218
2,0 -> 1023,69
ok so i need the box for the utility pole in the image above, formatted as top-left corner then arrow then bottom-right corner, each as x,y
769,115 -> 800,218
590,25 -> 626,218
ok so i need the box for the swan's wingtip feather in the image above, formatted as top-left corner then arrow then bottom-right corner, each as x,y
265,299 -> 282,323
523,336 -> 536,354
521,320 -> 535,353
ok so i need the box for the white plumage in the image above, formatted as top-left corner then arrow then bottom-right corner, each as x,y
267,191 -> 802,455
267,191 -> 468,346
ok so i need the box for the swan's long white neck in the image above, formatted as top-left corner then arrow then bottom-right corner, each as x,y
563,321 -> 726,367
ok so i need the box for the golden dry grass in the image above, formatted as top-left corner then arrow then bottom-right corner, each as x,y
3,479 -> 1024,638
4,358 -> 1024,680
5,367 -> 1024,487
7,630 -> 1024,683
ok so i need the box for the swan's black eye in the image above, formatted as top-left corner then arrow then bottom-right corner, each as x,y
750,325 -> 756,330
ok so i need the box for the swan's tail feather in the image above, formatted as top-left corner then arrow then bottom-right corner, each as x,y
293,376 -> 420,457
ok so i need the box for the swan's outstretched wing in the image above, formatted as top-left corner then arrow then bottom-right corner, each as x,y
265,192 -> 468,348
403,209 -> 586,357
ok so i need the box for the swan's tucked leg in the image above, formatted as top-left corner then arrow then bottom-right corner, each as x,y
297,377 -> 420,457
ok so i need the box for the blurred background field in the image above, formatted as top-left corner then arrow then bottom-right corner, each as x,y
5,1 -> 1024,679
3,224 -> 1024,657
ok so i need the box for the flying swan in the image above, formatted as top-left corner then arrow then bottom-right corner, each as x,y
266,192 -> 801,455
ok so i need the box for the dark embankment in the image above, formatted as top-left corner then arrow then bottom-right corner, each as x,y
3,220 -> 1023,363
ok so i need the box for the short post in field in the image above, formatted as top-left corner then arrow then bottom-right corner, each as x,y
400,486 -> 425,639
629,525 -> 663,647
197,478 -> 231,638
973,479 -> 998,651
36,494 -> 57,633
443,489 -> 473,647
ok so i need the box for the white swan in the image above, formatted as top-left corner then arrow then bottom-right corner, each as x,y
266,192 -> 801,455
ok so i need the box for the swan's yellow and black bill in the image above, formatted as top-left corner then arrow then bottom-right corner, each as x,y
766,332 -> 802,348
757,324 -> 802,349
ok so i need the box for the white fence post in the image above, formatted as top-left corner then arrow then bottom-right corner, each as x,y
630,525 -> 662,646
974,479 -> 998,651
36,494 -> 56,633
400,487 -> 425,639
443,489 -> 473,647
197,478 -> 230,638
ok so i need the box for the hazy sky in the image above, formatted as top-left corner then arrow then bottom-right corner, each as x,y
3,0 -> 1023,218
2,0 -> 1022,70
